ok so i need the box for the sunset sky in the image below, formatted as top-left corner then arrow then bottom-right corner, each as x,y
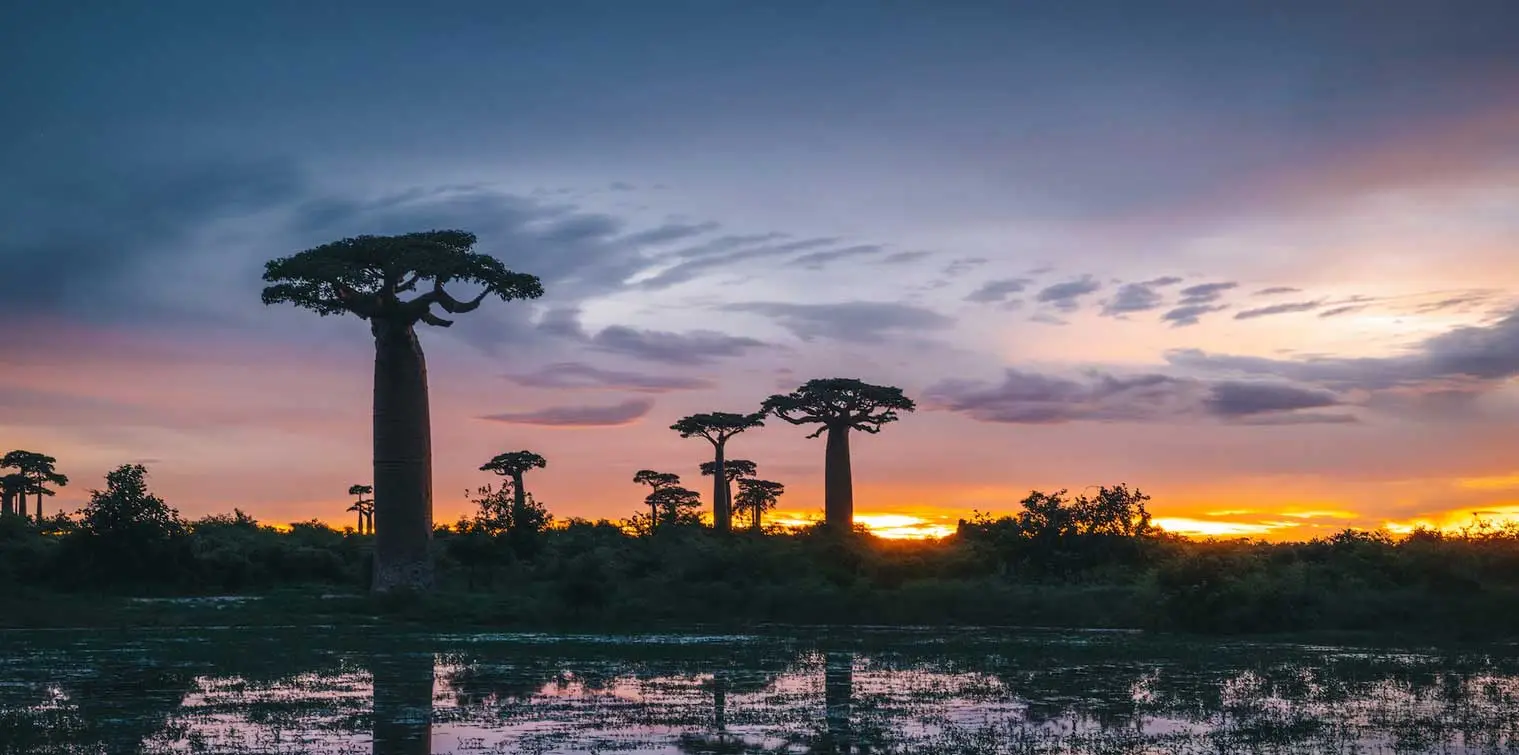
3,2 -> 1518,539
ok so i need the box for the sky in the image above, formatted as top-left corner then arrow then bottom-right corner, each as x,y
3,1 -> 1518,539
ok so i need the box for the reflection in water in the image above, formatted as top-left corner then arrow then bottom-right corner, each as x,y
371,651 -> 435,755
2,627 -> 1519,753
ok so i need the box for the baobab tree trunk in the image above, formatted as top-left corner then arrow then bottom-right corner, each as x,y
34,492 -> 42,523
511,471 -> 526,519
712,443 -> 730,533
824,424 -> 853,530
371,319 -> 434,593
751,502 -> 763,533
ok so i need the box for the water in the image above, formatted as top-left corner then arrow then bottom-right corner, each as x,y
3,623 -> 1518,753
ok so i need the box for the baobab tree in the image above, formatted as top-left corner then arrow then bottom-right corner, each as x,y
347,484 -> 374,534
648,485 -> 704,530
480,450 -> 547,525
1,450 -> 68,522
734,478 -> 785,532
670,413 -> 765,533
761,378 -> 915,530
262,229 -> 543,592
632,470 -> 682,533
1,473 -> 24,516
699,458 -> 756,519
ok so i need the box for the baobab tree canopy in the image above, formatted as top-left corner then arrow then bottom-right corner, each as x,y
480,451 -> 548,478
348,484 -> 373,498
633,470 -> 682,491
261,230 -> 544,324
761,378 -> 916,437
700,459 -> 757,482
671,412 -> 765,533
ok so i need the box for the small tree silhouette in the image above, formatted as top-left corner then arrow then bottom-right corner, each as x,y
647,485 -> 704,530
734,478 -> 785,532
347,484 -> 374,534
262,230 -> 543,592
670,413 -> 765,533
700,458 -> 757,520
761,379 -> 915,530
1,450 -> 68,522
480,450 -> 548,528
0,473 -> 25,517
632,470 -> 682,534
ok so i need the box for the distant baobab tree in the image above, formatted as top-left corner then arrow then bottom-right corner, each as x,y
735,478 -> 784,532
670,412 -> 765,533
480,450 -> 547,526
700,458 -> 756,520
648,485 -> 704,529
347,484 -> 374,534
761,379 -> 915,530
632,470 -> 682,533
1,473 -> 25,517
1,450 -> 68,522
262,230 -> 543,592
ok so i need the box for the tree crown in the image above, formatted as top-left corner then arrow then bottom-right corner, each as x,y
761,378 -> 916,438
700,459 -> 757,481
633,470 -> 682,491
1,450 -> 67,494
736,478 -> 785,504
670,412 -> 765,445
481,451 -> 548,477
348,484 -> 373,497
77,465 -> 184,541
261,229 -> 543,327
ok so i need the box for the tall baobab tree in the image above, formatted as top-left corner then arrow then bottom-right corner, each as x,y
632,470 -> 682,533
480,450 -> 547,524
261,230 -> 543,592
699,458 -> 756,520
1,450 -> 67,522
347,484 -> 374,534
761,379 -> 915,530
734,478 -> 785,532
670,413 -> 765,533
1,472 -> 25,517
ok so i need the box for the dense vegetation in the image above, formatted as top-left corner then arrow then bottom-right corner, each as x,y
4,462 -> 1518,638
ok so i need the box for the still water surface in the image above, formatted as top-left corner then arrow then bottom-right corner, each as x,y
3,624 -> 1518,753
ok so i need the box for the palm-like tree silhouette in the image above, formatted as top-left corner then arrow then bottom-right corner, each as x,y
347,484 -> 374,534
633,470 -> 682,534
735,479 -> 785,532
671,413 -> 765,533
761,379 -> 915,530
479,450 -> 547,524
261,230 -> 543,592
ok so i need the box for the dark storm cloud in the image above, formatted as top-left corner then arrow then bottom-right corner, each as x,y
787,244 -> 884,269
1101,281 -> 1166,316
724,301 -> 954,343
964,278 -> 1032,304
1161,304 -> 1229,327
922,369 -> 1351,425
1035,275 -> 1102,312
479,398 -> 654,427
1254,286 -> 1303,296
1167,305 -> 1519,392
504,362 -> 714,393
1233,300 -> 1324,320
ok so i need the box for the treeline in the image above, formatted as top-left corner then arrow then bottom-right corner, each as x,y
5,463 -> 1519,637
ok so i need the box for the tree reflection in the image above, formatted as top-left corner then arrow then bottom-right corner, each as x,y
370,651 -> 434,755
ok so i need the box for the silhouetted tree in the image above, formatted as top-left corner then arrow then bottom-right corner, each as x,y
1,450 -> 67,522
67,464 -> 187,584
700,458 -> 756,520
0,472 -> 25,517
735,479 -> 785,532
633,470 -> 682,533
648,485 -> 704,529
761,379 -> 915,529
262,230 -> 543,592
348,484 -> 374,534
480,450 -> 547,529
672,413 -> 765,533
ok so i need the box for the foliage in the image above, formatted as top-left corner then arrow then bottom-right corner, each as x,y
700,459 -> 757,482
761,378 -> 916,437
480,451 -> 548,479
735,478 -> 785,528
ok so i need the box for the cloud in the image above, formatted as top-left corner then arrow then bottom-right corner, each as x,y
503,362 -> 714,393
1233,300 -> 1324,320
724,301 -> 954,343
1319,304 -> 1369,318
1101,281 -> 1166,316
923,369 -> 1351,425
941,257 -> 988,277
635,235 -> 843,289
478,398 -> 654,427
964,278 -> 1032,304
1144,276 -> 1184,287
879,251 -> 933,265
1161,304 -> 1228,327
619,221 -> 721,247
1167,305 -> 1519,392
530,307 -> 768,365
1177,281 -> 1239,305
787,244 -> 884,269
1254,286 -> 1303,296
1035,275 -> 1102,312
